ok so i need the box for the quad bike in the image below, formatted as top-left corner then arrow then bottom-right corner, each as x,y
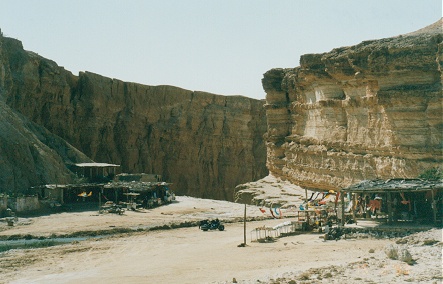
199,219 -> 224,231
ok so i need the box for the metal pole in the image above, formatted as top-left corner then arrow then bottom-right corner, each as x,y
243,203 -> 247,246
341,192 -> 345,226
305,188 -> 310,226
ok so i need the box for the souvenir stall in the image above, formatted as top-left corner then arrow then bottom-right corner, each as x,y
338,179 -> 443,225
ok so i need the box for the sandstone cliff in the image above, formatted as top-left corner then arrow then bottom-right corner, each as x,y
0,34 -> 268,199
262,19 -> 442,191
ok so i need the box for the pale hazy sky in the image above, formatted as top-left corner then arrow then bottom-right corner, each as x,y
1,0 -> 441,99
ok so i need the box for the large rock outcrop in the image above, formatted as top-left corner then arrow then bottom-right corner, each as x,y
0,101 -> 93,195
0,33 -> 92,195
262,19 -> 442,191
0,34 -> 268,200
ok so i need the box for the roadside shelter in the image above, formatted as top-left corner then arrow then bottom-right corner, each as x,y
103,181 -> 174,209
37,183 -> 104,204
338,179 -> 443,226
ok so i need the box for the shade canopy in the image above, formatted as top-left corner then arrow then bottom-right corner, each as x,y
340,179 -> 443,193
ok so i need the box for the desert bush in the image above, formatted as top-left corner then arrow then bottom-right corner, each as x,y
298,271 -> 311,280
423,239 -> 439,246
398,248 -> 413,264
418,168 -> 443,180
385,244 -> 398,259
385,244 -> 414,264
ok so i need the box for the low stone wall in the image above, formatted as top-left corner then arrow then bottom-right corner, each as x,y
8,196 -> 40,213
0,195 -> 7,215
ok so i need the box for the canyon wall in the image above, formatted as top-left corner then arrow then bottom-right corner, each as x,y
0,33 -> 92,195
0,35 -> 268,199
262,19 -> 442,191
0,101 -> 92,195
3,19 -> 439,199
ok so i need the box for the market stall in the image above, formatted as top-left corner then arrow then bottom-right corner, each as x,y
338,179 -> 443,225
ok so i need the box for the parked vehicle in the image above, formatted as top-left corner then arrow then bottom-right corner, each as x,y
99,202 -> 125,215
199,219 -> 224,231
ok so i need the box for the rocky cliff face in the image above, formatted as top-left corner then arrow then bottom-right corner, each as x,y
0,34 -> 92,195
0,101 -> 92,195
0,35 -> 268,199
262,19 -> 442,191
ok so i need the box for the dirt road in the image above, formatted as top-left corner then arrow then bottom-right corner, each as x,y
0,196 -> 441,283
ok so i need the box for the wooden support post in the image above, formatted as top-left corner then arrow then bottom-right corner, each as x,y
431,190 -> 437,224
99,188 -> 102,210
387,192 -> 392,225
305,188 -> 310,225
352,193 -> 357,225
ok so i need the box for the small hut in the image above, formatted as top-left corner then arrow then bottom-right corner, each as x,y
73,163 -> 120,182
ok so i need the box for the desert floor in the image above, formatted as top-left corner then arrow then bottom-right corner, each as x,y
0,196 -> 441,284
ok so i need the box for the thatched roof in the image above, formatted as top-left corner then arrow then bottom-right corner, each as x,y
75,163 -> 120,168
341,179 -> 443,193
103,181 -> 171,192
34,183 -> 103,190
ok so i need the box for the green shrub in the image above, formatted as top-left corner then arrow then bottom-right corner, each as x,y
418,168 -> 443,180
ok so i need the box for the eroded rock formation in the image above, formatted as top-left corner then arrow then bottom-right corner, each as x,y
0,102 -> 92,195
0,34 -> 268,199
262,19 -> 442,191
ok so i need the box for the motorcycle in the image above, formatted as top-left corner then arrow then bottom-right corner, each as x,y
199,219 -> 224,231
108,204 -> 125,215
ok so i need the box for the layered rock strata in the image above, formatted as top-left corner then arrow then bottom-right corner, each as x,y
0,35 -> 268,199
262,19 -> 442,191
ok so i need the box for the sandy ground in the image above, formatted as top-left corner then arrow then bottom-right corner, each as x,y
0,196 -> 442,284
